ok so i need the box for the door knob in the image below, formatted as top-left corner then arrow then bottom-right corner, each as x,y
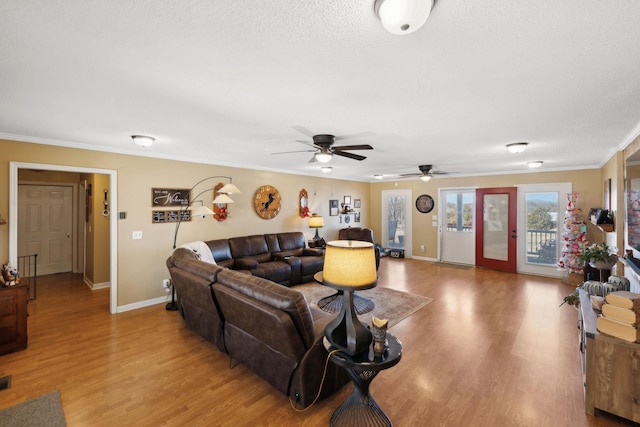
67,234 -> 72,238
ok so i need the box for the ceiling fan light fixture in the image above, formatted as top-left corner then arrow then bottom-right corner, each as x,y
321,166 -> 333,173
315,151 -> 333,163
375,0 -> 434,35
420,174 -> 432,182
374,174 -> 384,180
506,142 -> 528,153
131,135 -> 155,147
527,161 -> 543,168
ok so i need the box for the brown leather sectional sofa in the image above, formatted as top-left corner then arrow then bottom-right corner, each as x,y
166,232 -> 348,409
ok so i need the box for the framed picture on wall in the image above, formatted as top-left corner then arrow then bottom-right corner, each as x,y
354,199 -> 361,209
355,212 -> 361,223
330,199 -> 339,216
344,195 -> 351,205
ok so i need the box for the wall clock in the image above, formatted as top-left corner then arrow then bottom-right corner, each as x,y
415,194 -> 435,213
253,185 -> 282,220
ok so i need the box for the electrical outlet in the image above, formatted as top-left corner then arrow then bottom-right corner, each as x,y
132,231 -> 143,240
162,279 -> 170,289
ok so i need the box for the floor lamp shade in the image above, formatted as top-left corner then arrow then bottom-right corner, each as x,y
323,240 -> 378,356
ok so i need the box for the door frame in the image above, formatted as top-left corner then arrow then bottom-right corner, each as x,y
9,162 -> 119,314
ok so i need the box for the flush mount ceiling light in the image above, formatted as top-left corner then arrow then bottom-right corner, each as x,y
506,142 -> 529,154
131,135 -> 155,147
374,0 -> 435,35
321,166 -> 333,173
527,161 -> 544,168
373,174 -> 384,180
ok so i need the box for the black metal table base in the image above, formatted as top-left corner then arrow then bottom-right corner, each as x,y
318,291 -> 375,315
330,369 -> 391,427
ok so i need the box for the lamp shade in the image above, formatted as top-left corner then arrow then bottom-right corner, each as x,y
218,182 -> 242,195
322,240 -> 377,290
193,204 -> 214,217
375,0 -> 434,35
212,193 -> 234,204
309,214 -> 324,228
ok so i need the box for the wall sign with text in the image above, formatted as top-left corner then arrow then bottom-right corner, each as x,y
152,188 -> 190,207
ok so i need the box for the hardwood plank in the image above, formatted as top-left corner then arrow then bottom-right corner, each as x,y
0,260 -> 637,426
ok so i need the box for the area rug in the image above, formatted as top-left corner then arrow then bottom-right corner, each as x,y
295,283 -> 432,328
0,391 -> 66,427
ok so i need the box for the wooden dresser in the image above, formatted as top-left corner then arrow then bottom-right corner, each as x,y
578,289 -> 640,422
0,284 -> 28,355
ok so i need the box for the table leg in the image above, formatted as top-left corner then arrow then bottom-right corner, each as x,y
330,368 -> 392,427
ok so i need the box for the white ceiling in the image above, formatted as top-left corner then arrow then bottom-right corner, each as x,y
2,1 -> 640,181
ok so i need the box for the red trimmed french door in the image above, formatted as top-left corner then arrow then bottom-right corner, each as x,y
475,187 -> 517,273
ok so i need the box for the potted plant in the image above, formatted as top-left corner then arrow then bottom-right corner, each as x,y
560,288 -> 580,308
580,242 -> 618,269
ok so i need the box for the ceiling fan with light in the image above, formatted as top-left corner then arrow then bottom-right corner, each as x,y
272,127 -> 374,163
400,164 -> 453,181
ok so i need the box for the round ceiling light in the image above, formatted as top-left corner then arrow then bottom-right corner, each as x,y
506,142 -> 528,153
527,161 -> 543,168
131,135 -> 155,147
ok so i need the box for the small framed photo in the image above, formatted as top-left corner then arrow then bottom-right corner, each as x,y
354,212 -> 361,223
344,195 -> 351,205
354,199 -> 361,209
330,199 -> 339,216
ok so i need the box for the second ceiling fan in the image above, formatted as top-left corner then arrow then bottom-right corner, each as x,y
400,165 -> 453,181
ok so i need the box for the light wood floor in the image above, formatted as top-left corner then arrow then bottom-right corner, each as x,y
0,259 -> 637,426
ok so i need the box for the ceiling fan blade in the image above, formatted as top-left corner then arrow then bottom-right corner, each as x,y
271,149 -> 316,155
292,126 -> 316,138
334,151 -> 366,161
308,154 -> 318,163
399,173 -> 421,177
332,144 -> 373,151
334,131 -> 374,141
296,140 -> 318,149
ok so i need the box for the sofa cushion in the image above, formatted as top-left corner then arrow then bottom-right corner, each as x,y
229,235 -> 272,263
216,269 -> 315,348
205,239 -> 234,269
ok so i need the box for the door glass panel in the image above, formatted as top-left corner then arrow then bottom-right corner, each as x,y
525,192 -> 558,265
446,192 -> 473,232
387,194 -> 406,249
483,194 -> 508,261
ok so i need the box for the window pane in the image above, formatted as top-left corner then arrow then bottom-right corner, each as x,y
483,194 -> 509,261
387,195 -> 405,248
446,193 -> 473,232
525,192 -> 558,265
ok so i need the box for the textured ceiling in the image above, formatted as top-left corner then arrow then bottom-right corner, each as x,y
1,0 -> 640,181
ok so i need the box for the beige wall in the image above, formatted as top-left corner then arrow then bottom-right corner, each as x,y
0,138 -> 369,307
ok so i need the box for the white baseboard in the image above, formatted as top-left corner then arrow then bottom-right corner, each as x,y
116,296 -> 170,313
410,255 -> 439,262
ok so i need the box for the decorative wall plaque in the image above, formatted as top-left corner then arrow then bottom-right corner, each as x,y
152,188 -> 190,207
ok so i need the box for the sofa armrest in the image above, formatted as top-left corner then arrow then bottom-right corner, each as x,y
302,248 -> 324,257
235,257 -> 259,270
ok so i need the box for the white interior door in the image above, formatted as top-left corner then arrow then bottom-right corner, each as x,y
440,189 -> 475,265
18,184 -> 74,275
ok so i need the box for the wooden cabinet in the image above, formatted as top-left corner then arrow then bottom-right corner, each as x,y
0,285 -> 28,355
578,290 -> 640,422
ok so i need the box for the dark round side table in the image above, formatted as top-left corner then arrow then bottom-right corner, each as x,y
324,333 -> 403,426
